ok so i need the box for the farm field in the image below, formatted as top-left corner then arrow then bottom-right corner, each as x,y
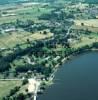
0,5 -> 53,24
1,1 -> 98,100
74,19 -> 98,27
72,25 -> 98,33
0,30 -> 53,48
0,80 -> 22,100
72,34 -> 98,49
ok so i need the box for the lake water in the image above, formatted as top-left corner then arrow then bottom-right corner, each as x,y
38,52 -> 98,100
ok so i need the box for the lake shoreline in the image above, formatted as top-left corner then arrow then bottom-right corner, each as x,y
44,47 -> 98,86
38,51 -> 98,100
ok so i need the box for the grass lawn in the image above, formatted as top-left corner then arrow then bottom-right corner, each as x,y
0,80 -> 22,99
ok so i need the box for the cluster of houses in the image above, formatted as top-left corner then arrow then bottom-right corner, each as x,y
0,23 -> 17,34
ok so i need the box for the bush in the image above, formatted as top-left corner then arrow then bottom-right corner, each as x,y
22,79 -> 28,85
16,93 -> 26,100
9,86 -> 20,96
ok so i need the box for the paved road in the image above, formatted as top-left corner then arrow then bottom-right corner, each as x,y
0,79 -> 23,81
26,57 -> 35,65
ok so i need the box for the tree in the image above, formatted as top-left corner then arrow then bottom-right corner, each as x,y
16,93 -> 26,100
22,78 -> 28,85
27,38 -> 30,44
81,23 -> 84,26
43,31 -> 47,35
9,86 -> 20,96
92,42 -> 98,48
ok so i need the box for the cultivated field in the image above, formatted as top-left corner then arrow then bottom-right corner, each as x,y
73,19 -> 98,33
0,30 -> 53,48
72,25 -> 98,33
72,35 -> 98,49
0,80 -> 22,99
74,19 -> 98,27
0,4 -> 53,24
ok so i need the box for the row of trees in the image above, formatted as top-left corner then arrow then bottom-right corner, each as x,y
15,64 -> 52,77
39,9 -> 74,21
3,93 -> 26,100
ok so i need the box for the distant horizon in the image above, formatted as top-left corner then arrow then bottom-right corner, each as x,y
0,0 -> 30,5
0,0 -> 98,5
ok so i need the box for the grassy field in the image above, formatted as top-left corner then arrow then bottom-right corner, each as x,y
72,19 -> 98,48
72,25 -> 98,33
0,5 -> 53,24
74,19 -> 98,28
0,30 -> 53,48
0,4 -> 54,49
73,19 -> 98,33
72,34 -> 98,49
0,80 -> 22,99
22,30 -> 53,41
